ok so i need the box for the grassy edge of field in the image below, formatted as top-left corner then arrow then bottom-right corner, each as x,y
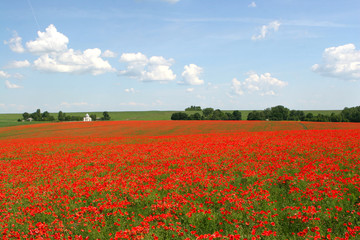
0,110 -> 342,128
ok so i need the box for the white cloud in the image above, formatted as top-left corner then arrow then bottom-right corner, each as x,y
5,60 -> 31,69
180,64 -> 204,85
4,32 -> 25,53
5,80 -> 22,89
252,20 -> 281,40
33,48 -> 115,75
10,24 -> 114,75
102,50 -> 117,58
231,72 -> 287,96
0,71 -> 11,78
186,88 -> 194,92
0,70 -> 23,79
231,78 -> 244,96
26,24 -> 69,55
312,43 -> 360,81
119,52 -> 176,82
248,2 -> 256,7
125,88 -> 136,93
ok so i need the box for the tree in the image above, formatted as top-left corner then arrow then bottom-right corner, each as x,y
58,111 -> 65,121
330,112 -> 342,122
232,110 -> 242,120
210,109 -> 227,120
22,112 -> 30,120
42,111 -> 50,120
202,108 -> 214,119
31,109 -> 42,121
90,114 -> 97,121
269,105 -> 289,121
289,110 -> 305,121
102,111 -> 111,121
185,106 -> 202,111
189,113 -> 202,120
171,112 -> 188,120
304,113 -> 314,121
341,106 -> 360,122
247,111 -> 265,120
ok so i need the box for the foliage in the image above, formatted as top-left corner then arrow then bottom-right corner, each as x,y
101,111 -> 111,121
90,114 -> 97,121
57,111 -> 83,121
341,106 -> 360,122
202,108 -> 214,118
22,109 -> 55,121
171,108 -> 242,121
246,105 -> 360,123
171,112 -> 189,120
185,105 -> 202,111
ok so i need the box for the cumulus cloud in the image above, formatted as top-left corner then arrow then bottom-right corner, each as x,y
26,24 -> 69,54
8,24 -> 114,75
5,80 -> 22,89
0,70 -> 11,78
248,2 -> 256,7
312,43 -> 360,81
5,60 -> 31,69
180,64 -> 204,85
102,50 -> 117,58
231,72 -> 287,96
33,48 -> 115,75
119,52 -> 176,82
252,20 -> 280,40
4,32 -> 25,53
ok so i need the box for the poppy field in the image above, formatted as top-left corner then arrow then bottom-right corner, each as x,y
0,121 -> 360,239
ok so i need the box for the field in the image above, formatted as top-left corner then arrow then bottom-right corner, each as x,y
0,121 -> 359,239
0,110 -> 342,128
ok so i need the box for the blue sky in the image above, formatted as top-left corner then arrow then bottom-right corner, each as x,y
1,0 -> 359,113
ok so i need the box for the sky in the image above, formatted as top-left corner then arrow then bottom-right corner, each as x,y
0,0 -> 359,113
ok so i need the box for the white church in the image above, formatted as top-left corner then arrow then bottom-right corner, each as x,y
83,114 -> 92,122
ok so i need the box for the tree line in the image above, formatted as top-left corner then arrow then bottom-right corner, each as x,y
246,105 -> 360,122
171,105 -> 360,122
19,109 -> 111,122
172,107 -> 242,120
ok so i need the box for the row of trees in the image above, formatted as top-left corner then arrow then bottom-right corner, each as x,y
246,105 -> 360,122
185,106 -> 202,111
20,109 -> 111,122
171,108 -> 242,121
172,105 -> 360,122
22,109 -> 55,121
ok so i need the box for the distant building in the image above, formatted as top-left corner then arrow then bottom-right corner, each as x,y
27,118 -> 33,122
83,114 -> 92,122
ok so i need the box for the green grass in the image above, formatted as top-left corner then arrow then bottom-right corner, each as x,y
0,110 -> 343,128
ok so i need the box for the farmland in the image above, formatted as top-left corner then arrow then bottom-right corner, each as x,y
0,121 -> 359,239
